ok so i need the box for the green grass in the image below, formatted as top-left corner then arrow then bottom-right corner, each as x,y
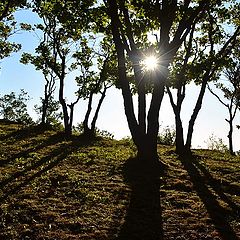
0,121 -> 239,239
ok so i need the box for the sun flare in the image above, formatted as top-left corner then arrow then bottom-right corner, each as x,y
142,55 -> 158,71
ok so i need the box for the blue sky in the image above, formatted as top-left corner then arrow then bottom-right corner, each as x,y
0,8 -> 240,151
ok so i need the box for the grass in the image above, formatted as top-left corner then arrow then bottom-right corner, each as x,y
0,121 -> 239,239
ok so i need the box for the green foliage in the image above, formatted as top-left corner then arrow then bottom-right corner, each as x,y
95,128 -> 114,139
73,122 -> 114,139
0,0 -> 27,61
158,125 -> 176,146
34,95 -> 63,127
205,133 -> 228,153
0,89 -> 33,124
0,19 -> 20,60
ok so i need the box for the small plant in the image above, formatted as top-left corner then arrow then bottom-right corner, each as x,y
96,128 -> 114,139
73,123 -> 84,135
158,125 -> 176,146
205,133 -> 228,153
73,123 -> 114,139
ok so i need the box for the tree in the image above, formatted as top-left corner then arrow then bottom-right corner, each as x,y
77,39 -> 116,137
207,60 -> 240,155
0,89 -> 33,124
166,3 -> 240,155
24,0 -> 95,136
21,25 -> 62,127
104,0 -> 223,164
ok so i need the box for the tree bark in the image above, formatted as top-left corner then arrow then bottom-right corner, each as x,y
227,118 -> 234,155
167,85 -> 185,154
185,76 -> 208,152
91,86 -> 107,133
226,102 -> 236,155
175,113 -> 185,154
58,57 -> 71,136
83,91 -> 94,136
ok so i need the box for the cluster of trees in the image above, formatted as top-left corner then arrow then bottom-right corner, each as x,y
0,0 -> 240,163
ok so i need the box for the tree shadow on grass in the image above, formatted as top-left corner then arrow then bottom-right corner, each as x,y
116,157 -> 164,240
0,134 -> 95,203
0,124 -> 49,142
179,154 -> 239,240
0,132 -> 68,167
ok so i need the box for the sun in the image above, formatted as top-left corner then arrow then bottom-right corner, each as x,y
142,55 -> 159,71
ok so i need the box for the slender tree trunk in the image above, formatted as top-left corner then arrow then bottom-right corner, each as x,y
91,87 -> 107,134
41,100 -> 47,124
228,120 -> 234,155
185,77 -> 208,152
226,114 -> 235,155
41,83 -> 49,125
175,113 -> 185,154
59,96 -> 70,135
68,104 -> 75,136
83,92 -> 94,136
58,56 -> 72,136
59,76 -> 71,135
167,86 -> 185,154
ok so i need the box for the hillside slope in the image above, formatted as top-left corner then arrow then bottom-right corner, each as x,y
0,121 -> 239,239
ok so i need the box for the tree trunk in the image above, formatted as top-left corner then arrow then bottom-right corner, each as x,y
227,117 -> 234,155
41,99 -> 47,125
143,74 -> 166,164
59,80 -> 71,136
175,113 -> 185,154
167,86 -> 185,155
185,76 -> 208,152
83,92 -> 94,136
41,83 -> 49,125
91,87 -> 107,134
136,135 -> 159,165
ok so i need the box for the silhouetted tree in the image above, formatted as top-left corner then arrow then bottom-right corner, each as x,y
166,4 -> 240,155
208,57 -> 240,155
78,40 -> 116,137
23,0 -> 95,135
104,0 -> 228,164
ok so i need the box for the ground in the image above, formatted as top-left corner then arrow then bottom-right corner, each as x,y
0,121 -> 239,239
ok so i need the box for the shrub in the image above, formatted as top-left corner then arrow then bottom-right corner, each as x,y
0,89 -> 33,124
205,133 -> 228,152
158,125 -> 176,146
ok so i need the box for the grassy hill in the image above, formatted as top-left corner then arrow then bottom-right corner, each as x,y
0,121 -> 239,240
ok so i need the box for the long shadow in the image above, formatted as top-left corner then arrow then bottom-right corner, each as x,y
192,157 -> 240,214
0,132 -> 68,166
0,124 -> 49,142
0,134 -> 95,202
116,157 -> 164,240
180,155 -> 239,240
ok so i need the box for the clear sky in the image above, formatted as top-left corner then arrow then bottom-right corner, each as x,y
1,8 -> 240,151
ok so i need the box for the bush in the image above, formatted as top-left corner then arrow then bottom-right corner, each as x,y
73,123 -> 114,139
205,133 -> 228,152
34,95 -> 63,128
0,89 -> 33,124
158,125 -> 176,146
